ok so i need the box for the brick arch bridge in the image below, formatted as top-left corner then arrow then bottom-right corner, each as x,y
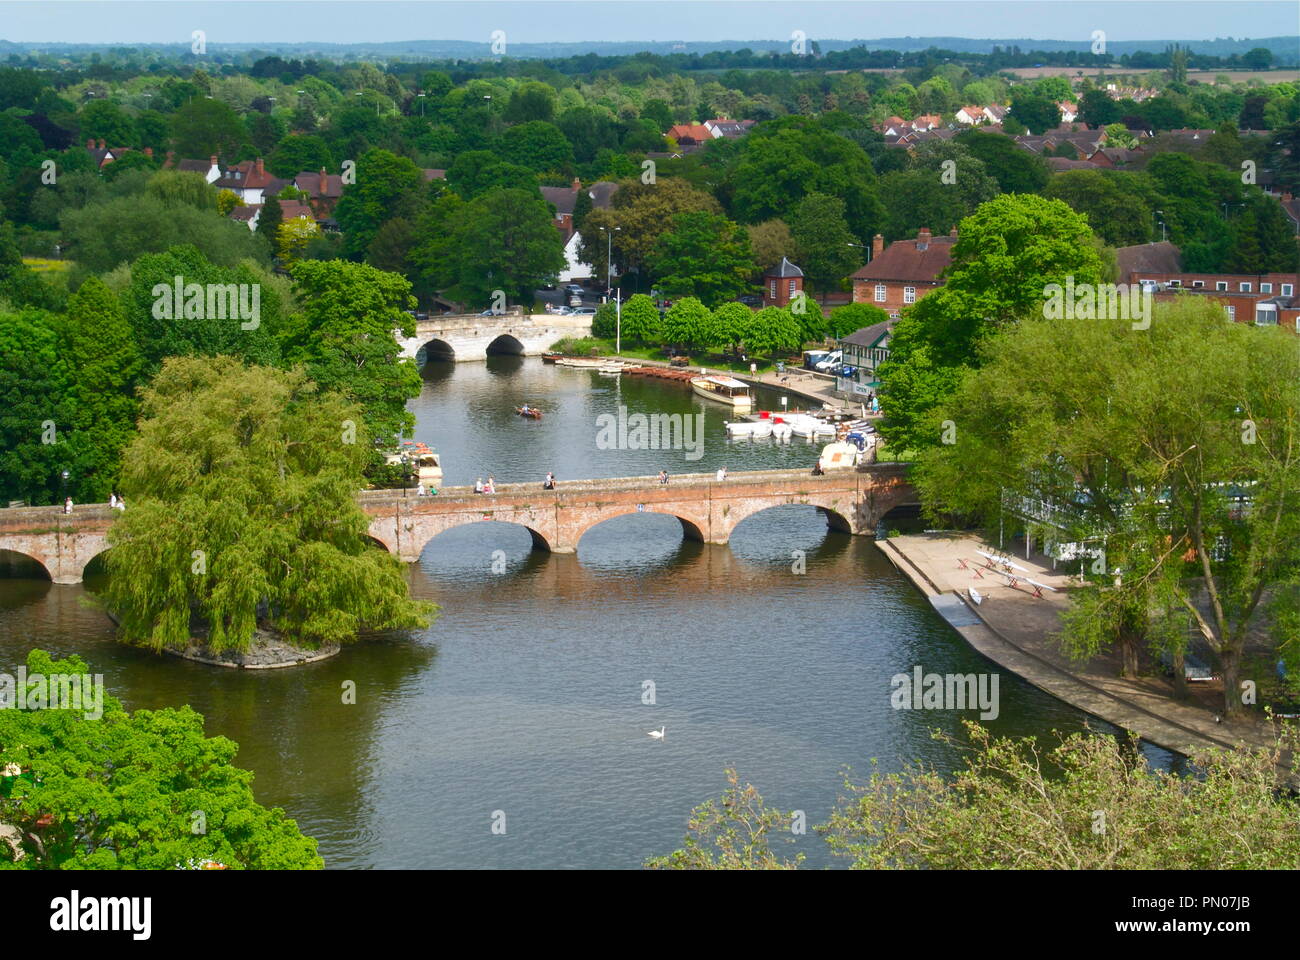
397,311 -> 593,363
0,466 -> 915,584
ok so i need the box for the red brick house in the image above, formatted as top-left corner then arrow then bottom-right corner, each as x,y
850,228 -> 956,317
763,258 -> 804,307
294,167 -> 344,219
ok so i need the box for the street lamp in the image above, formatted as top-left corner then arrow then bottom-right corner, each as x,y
1154,210 -> 1166,243
846,240 -> 871,263
417,92 -> 426,115
600,225 -> 621,351
60,470 -> 69,512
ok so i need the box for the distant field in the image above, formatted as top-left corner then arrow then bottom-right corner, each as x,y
850,66 -> 1299,84
999,66 -> 1299,83
22,258 -> 70,273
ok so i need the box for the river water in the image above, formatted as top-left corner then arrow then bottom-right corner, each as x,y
0,356 -> 1179,869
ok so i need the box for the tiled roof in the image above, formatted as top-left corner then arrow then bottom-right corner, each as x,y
851,235 -> 955,283
1046,157 -> 1100,171
295,170 -> 343,199
667,123 -> 712,142
840,320 -> 893,348
540,184 -> 579,217
1115,241 -> 1182,277
587,181 -> 620,209
765,256 -> 804,278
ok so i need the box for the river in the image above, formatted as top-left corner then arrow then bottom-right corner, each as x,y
0,356 -> 1180,868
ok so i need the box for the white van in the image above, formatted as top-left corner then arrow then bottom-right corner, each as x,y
814,351 -> 843,372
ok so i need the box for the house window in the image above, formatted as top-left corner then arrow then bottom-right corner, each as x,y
1255,304 -> 1277,326
788,280 -> 797,297
1192,280 -> 1204,288
1215,282 -> 1228,291
903,286 -> 916,304
1167,279 -> 1181,287
769,280 -> 777,299
1282,284 -> 1294,297
1225,305 -> 1235,321
1239,282 -> 1252,292
1261,283 -> 1273,293
874,284 -> 886,303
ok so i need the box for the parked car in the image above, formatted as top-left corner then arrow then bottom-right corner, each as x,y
736,294 -> 762,307
479,307 -> 504,316
572,306 -> 597,315
569,295 -> 583,307
564,283 -> 585,296
814,351 -> 843,372
803,349 -> 832,370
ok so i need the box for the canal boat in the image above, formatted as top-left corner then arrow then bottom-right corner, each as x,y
690,375 -> 752,409
385,441 -> 443,485
516,406 -> 543,419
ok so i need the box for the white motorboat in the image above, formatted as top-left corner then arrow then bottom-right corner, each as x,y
690,375 -> 752,409
788,415 -> 835,438
770,421 -> 793,441
725,419 -> 771,438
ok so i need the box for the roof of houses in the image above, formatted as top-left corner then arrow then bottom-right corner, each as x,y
229,205 -> 259,223
1115,241 -> 1183,277
1046,157 -> 1101,171
279,200 -> 315,221
1280,198 -> 1300,229
983,104 -> 1009,121
765,257 -> 804,278
706,117 -> 755,138
667,123 -> 712,142
540,182 -> 580,217
295,168 -> 344,199
851,230 -> 956,284
587,180 -> 620,209
840,320 -> 893,349
1093,147 -> 1144,166
214,158 -> 280,191
423,168 -> 446,181
175,158 -> 214,175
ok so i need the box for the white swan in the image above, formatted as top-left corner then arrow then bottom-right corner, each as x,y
648,726 -> 665,740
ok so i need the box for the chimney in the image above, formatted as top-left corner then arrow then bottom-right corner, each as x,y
210,155 -> 219,170
872,234 -> 884,258
256,158 -> 264,177
917,227 -> 931,251
572,177 -> 581,191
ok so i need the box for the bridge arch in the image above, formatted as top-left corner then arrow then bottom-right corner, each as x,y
0,547 -> 52,581
485,334 -> 525,357
571,506 -> 709,552
729,501 -> 855,540
415,338 -> 456,366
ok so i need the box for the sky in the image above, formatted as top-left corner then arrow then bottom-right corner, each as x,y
0,1 -> 1296,46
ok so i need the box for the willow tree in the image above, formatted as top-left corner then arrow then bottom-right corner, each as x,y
103,356 -> 434,655
916,297 -> 1300,715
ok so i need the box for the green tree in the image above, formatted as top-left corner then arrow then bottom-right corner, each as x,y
879,194 -> 1103,452
660,296 -> 713,350
577,177 -> 721,282
726,118 -> 884,239
916,298 -> 1300,715
63,277 -> 142,501
169,97 -> 248,159
646,769 -> 803,870
711,301 -> 754,354
333,148 -> 424,260
619,292 -> 661,342
1042,169 -> 1153,246
102,357 -> 433,654
267,134 -> 335,179
789,192 -> 861,299
0,308 -> 72,505
0,648 -> 324,869
498,120 -> 574,173
1008,92 -> 1062,135
828,301 -> 890,338
281,260 -> 423,447
257,194 -> 283,249
743,304 -> 804,357
436,187 -> 566,305
954,129 -> 1050,194
821,721 -> 1300,869
651,210 -> 756,307
144,169 -> 219,210
503,81 -> 558,124
78,99 -> 136,147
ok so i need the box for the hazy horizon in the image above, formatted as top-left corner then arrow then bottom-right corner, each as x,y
0,1 -> 1296,46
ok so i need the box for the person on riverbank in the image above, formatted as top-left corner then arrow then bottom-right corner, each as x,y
63,497 -> 73,514
115,494 -> 125,511
716,467 -> 727,482
543,472 -> 556,490
416,481 -> 426,497
484,476 -> 496,494
474,477 -> 484,493
658,470 -> 669,485
109,493 -> 118,509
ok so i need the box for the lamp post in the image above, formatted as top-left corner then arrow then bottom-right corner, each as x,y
1155,210 -> 1166,243
60,470 -> 69,512
600,225 -> 621,351
417,92 -> 426,115
846,240 -> 871,263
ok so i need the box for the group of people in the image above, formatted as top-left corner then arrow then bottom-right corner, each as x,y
109,492 -> 126,511
415,482 -> 437,496
543,472 -> 556,490
473,477 -> 497,494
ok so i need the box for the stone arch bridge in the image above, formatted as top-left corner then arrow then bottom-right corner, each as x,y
398,311 -> 593,363
0,466 -> 916,583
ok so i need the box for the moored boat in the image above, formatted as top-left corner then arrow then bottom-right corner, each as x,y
385,441 -> 443,484
516,406 -> 543,419
690,375 -> 752,409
